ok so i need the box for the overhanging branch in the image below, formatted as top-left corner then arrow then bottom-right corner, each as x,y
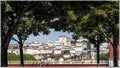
12,37 -> 19,44
103,32 -> 113,46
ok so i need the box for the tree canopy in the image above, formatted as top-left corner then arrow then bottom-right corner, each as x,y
50,2 -> 119,43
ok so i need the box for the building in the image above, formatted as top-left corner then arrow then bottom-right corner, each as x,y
8,35 -> 111,62
47,40 -> 55,47
55,36 -> 72,46
100,42 -> 109,54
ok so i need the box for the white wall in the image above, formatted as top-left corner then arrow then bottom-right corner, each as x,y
24,49 -> 40,55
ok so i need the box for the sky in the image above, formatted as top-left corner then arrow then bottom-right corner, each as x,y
10,29 -> 74,44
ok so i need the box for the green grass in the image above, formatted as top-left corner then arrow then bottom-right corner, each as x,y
8,53 -> 35,61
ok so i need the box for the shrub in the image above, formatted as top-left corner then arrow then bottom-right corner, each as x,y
100,53 -> 109,60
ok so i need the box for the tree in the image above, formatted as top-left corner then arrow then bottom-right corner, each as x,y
12,20 -> 32,67
12,11 -> 52,66
58,2 -> 119,66
77,2 -> 119,66
1,1 -> 34,66
1,1 -> 52,66
50,1 -> 119,66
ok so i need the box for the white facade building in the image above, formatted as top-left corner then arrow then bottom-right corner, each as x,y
54,50 -> 62,54
47,41 -> 55,47
55,36 -> 72,46
100,42 -> 109,53
30,41 -> 43,46
24,48 -> 40,55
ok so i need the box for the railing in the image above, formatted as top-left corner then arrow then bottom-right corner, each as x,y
8,60 -> 108,64
8,60 -> 108,67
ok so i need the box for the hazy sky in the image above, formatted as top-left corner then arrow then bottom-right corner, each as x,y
10,29 -> 74,44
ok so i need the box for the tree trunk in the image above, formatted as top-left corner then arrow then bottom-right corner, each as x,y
1,34 -> 13,67
112,23 -> 118,67
113,45 -> 118,67
96,41 -> 100,67
1,47 -> 8,67
19,43 -> 24,67
1,20 -> 17,67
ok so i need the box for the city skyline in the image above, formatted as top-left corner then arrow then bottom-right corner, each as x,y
10,29 -> 74,44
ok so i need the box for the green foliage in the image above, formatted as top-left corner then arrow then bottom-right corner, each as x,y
8,53 -> 19,61
2,1 -> 119,43
1,1 -> 12,12
8,53 -> 35,61
67,2 -> 119,44
100,53 -> 109,60
3,1 -> 118,44
67,11 -> 77,21
23,54 -> 35,61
